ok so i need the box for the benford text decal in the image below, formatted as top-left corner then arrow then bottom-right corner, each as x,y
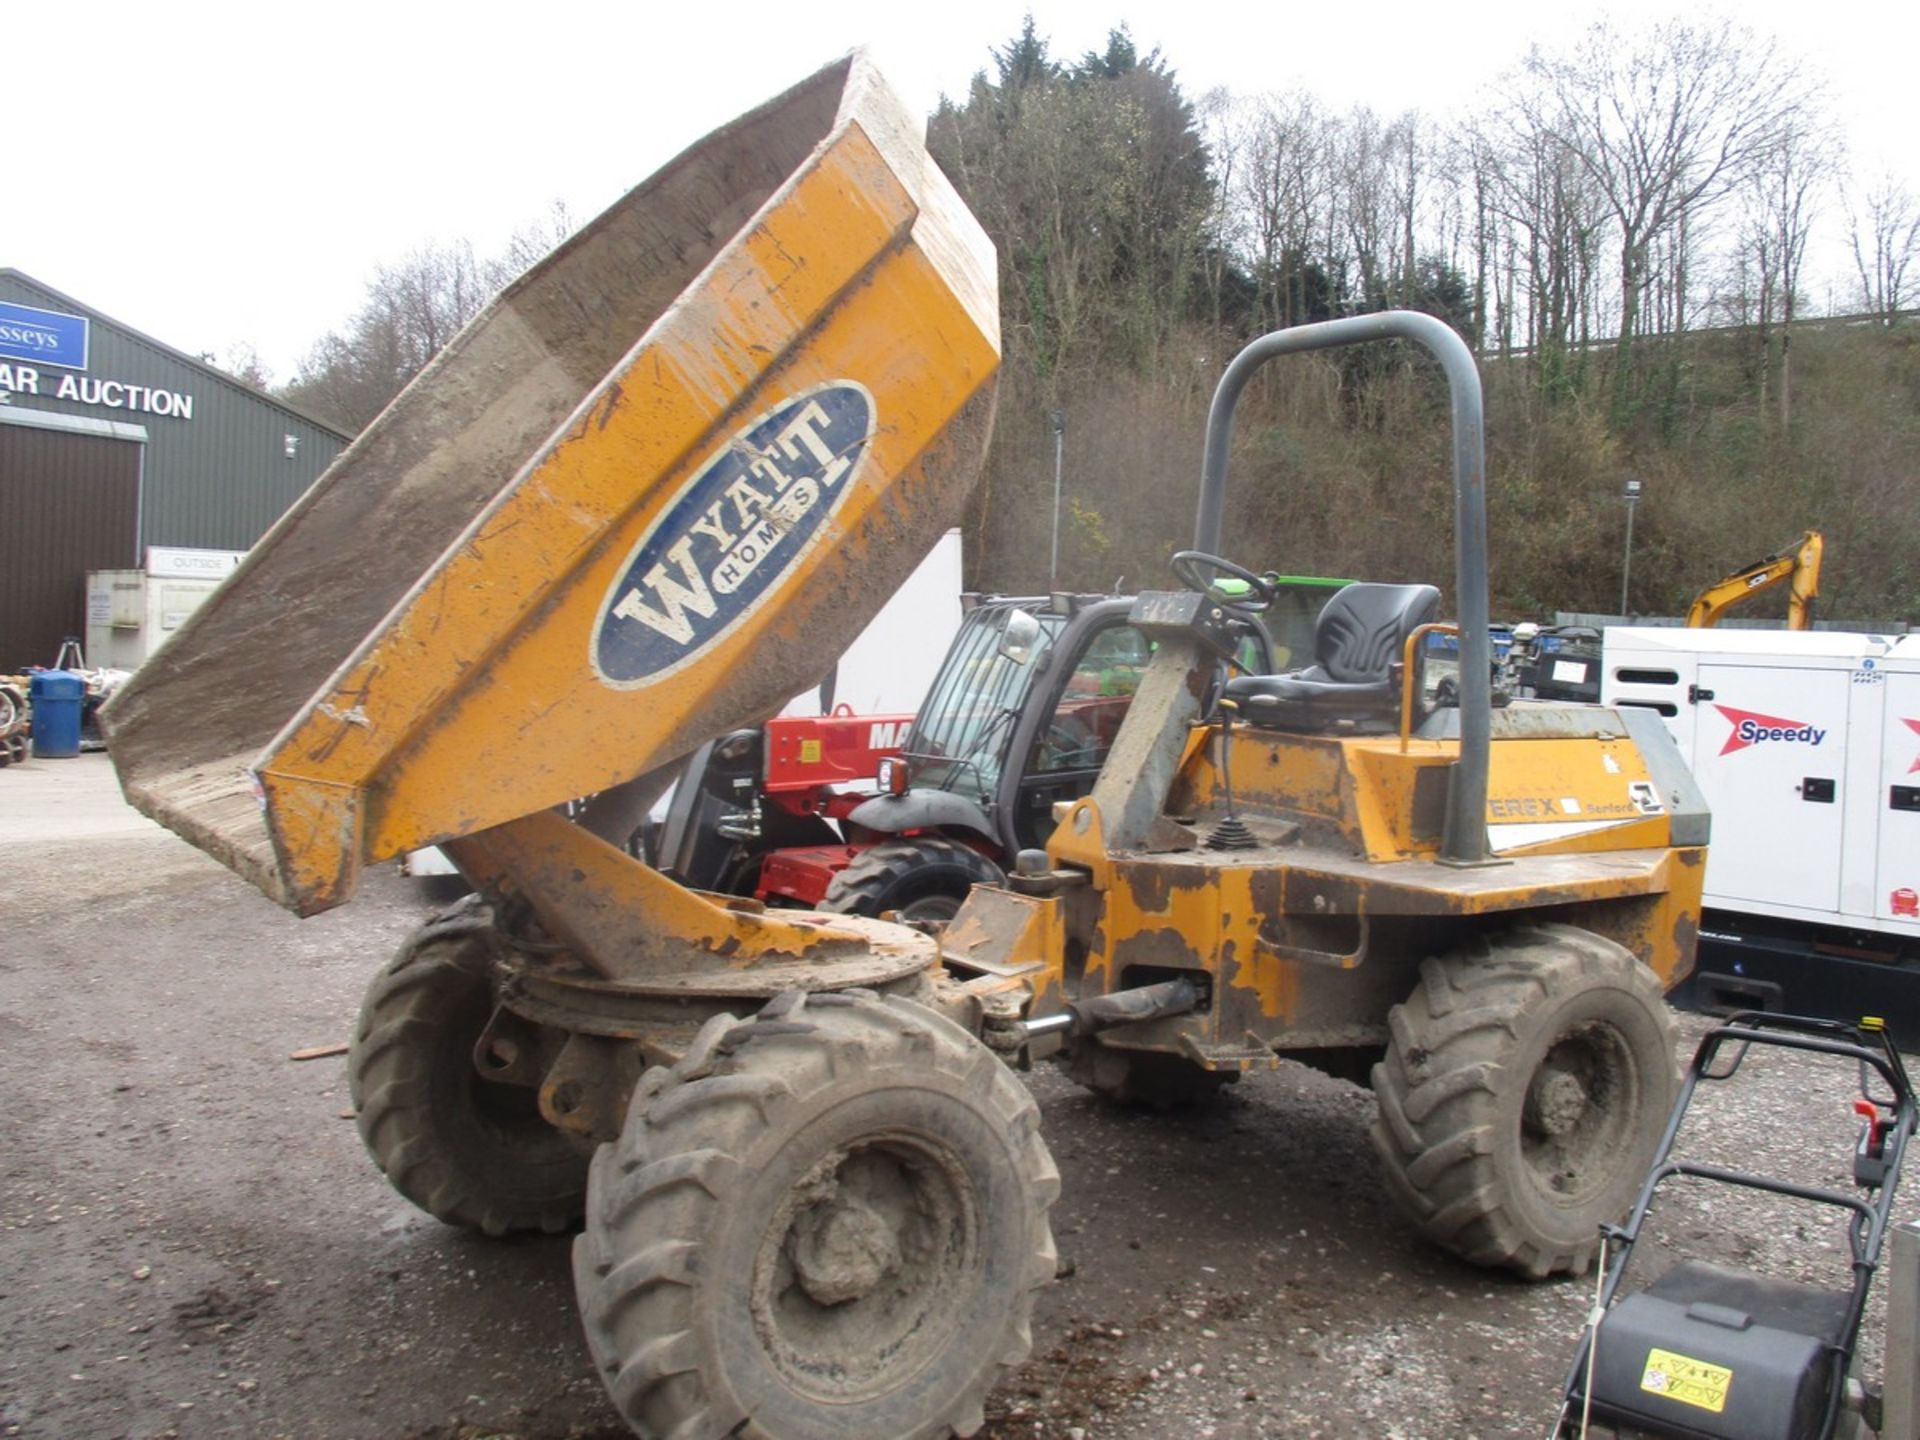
593,383 -> 874,687
1714,703 -> 1827,756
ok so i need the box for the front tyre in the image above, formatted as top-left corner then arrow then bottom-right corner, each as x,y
348,916 -> 588,1236
575,989 -> 1059,1439
821,837 -> 1006,923
1369,924 -> 1678,1278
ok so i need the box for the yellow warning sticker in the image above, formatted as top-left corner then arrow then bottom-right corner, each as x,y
1640,1347 -> 1733,1414
801,739 -> 822,764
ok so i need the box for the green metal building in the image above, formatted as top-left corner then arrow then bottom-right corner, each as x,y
0,269 -> 350,668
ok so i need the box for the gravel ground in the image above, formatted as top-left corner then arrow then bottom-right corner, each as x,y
2,754 -> 1914,1439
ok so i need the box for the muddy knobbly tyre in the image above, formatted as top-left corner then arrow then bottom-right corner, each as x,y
820,837 -> 1005,923
1066,1041 -> 1238,1109
1369,924 -> 1678,1278
574,988 -> 1059,1439
348,920 -> 587,1236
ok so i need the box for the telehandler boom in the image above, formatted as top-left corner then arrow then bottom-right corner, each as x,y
104,57 -> 1708,1440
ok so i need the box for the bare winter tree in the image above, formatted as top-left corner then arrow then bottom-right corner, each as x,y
1524,20 -> 1811,416
280,218 -> 578,435
1229,90 -> 1336,329
492,200 -> 579,283
1471,94 -> 1609,388
1733,116 -> 1836,423
1849,177 -> 1920,325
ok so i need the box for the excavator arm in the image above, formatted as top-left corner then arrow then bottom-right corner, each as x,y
1686,529 -> 1823,630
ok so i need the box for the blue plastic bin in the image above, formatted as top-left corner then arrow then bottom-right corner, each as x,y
29,670 -> 85,758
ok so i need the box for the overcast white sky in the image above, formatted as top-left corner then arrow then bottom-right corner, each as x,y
10,0 -> 1914,380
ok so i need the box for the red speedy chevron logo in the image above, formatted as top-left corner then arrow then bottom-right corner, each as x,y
1905,717 -> 1920,773
1714,704 -> 1828,756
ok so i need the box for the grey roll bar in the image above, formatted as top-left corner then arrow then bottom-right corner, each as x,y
1193,311 -> 1492,866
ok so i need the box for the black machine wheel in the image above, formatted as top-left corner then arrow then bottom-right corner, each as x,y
1066,1041 -> 1239,1109
574,989 -> 1059,1440
1369,924 -> 1678,1278
821,837 -> 1006,924
348,919 -> 588,1236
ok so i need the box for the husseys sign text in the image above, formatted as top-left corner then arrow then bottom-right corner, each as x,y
593,383 -> 874,686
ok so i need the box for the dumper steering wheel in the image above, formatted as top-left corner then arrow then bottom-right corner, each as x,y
1171,550 -> 1279,617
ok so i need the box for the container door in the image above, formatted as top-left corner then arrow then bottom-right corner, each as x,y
0,422 -> 142,667
1877,670 -> 1920,927
1690,662 -> 1848,912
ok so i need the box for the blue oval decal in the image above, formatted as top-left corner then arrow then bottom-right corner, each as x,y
593,383 -> 874,687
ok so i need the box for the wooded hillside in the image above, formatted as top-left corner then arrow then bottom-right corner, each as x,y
931,20 -> 1919,623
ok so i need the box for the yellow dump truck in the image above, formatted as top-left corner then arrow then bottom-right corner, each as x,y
105,55 -> 1707,1440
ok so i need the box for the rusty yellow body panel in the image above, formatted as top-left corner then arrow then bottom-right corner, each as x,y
1170,719 -> 1677,863
950,695 -> 1706,1061
104,58 -> 999,917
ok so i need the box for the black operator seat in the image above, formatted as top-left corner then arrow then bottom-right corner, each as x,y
1221,582 -> 1441,732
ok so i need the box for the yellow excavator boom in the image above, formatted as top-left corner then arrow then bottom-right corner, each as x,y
103,56 -> 1000,916
1685,528 -> 1823,629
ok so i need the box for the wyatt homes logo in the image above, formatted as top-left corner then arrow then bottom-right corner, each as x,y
1713,703 -> 1828,756
593,383 -> 874,686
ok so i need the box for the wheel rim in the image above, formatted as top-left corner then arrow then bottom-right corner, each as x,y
751,1128 -> 980,1403
464,1065 -> 560,1152
895,892 -> 963,924
434,994 -> 574,1168
1519,1020 -> 1640,1208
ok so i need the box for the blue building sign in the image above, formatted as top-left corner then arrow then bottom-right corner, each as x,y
0,300 -> 89,370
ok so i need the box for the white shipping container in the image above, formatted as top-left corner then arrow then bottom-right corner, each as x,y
84,569 -> 225,669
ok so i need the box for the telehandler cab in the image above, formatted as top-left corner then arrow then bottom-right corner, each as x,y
103,56 -> 1706,1440
656,576 -> 1346,919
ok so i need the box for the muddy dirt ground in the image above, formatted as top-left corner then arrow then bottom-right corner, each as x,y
3,754 -> 1912,1439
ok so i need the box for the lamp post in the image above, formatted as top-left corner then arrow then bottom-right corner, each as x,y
1619,476 -> 1644,617
1048,408 -> 1066,588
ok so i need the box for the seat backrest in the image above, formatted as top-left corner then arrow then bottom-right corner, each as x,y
1312,583 -> 1441,683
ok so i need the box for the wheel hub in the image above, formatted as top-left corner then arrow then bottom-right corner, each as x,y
1525,1064 -> 1590,1137
753,1133 -> 978,1403
788,1193 -> 899,1305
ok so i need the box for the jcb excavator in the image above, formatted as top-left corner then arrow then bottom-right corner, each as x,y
104,57 -> 1708,1440
1686,528 -> 1824,629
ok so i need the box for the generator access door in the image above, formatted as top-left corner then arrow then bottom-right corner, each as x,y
1690,661 -> 1849,912
1876,666 -> 1920,929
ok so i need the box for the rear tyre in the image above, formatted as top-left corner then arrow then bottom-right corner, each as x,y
821,837 -> 1006,923
1066,1042 -> 1238,1109
575,990 -> 1058,1439
1369,924 -> 1677,1278
349,918 -> 588,1236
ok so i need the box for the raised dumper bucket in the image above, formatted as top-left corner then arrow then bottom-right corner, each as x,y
103,55 -> 999,916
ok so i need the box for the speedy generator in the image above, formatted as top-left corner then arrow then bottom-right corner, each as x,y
1555,1014 -> 1915,1440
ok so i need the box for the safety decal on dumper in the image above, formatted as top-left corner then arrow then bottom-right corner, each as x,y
1639,1347 -> 1732,1414
592,383 -> 874,687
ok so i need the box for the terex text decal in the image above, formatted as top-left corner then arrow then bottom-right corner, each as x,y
593,383 -> 874,687
1713,703 -> 1827,757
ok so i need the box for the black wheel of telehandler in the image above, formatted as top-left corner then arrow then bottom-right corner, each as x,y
348,918 -> 588,1236
574,989 -> 1058,1440
821,837 -> 1006,923
1066,1041 -> 1239,1109
1369,924 -> 1678,1278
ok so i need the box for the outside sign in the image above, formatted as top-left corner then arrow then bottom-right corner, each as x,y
147,547 -> 246,580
